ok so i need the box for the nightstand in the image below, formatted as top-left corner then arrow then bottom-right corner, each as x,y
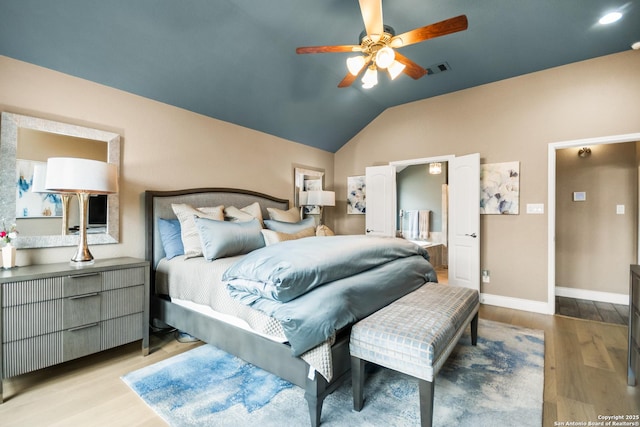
0,257 -> 149,402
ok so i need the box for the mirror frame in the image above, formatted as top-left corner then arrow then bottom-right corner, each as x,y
294,167 -> 324,207
0,112 -> 120,249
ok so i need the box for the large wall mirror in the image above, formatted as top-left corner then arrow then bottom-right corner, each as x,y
0,112 -> 120,249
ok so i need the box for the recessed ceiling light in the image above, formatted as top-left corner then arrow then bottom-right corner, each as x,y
599,12 -> 622,24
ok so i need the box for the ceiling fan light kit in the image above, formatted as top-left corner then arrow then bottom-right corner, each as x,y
347,55 -> 367,75
387,60 -> 406,80
362,65 -> 378,88
295,0 -> 468,89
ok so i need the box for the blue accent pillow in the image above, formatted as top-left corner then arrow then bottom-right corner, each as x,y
194,217 -> 265,261
264,217 -> 316,234
158,218 -> 184,259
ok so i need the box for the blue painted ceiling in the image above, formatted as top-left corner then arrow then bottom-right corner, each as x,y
1,1 -> 638,152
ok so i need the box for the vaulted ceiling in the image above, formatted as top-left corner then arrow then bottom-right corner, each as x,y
1,1 -> 638,152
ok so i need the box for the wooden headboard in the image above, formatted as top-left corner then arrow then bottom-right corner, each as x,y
144,188 -> 289,270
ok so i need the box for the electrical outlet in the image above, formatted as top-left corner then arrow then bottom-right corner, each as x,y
481,269 -> 490,284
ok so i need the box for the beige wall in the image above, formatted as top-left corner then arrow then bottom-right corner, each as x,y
0,55 -> 334,265
334,50 -> 640,304
556,142 -> 638,295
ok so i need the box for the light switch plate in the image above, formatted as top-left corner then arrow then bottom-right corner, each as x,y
526,203 -> 544,214
617,205 -> 625,214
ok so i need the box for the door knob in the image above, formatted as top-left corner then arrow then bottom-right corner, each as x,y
465,233 -> 477,238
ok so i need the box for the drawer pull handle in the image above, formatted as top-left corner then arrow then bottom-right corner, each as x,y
68,273 -> 100,279
67,323 -> 99,332
68,292 -> 100,300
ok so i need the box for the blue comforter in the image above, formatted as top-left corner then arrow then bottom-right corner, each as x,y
224,235 -> 437,356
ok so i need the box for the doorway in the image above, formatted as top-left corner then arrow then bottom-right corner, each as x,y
386,153 -> 480,290
547,132 -> 640,315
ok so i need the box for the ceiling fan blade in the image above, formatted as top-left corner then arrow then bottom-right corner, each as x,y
338,73 -> 359,88
296,45 -> 361,54
394,52 -> 427,79
359,0 -> 383,38
390,15 -> 468,48
338,59 -> 369,88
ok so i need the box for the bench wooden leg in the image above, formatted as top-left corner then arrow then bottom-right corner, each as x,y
351,356 -> 366,411
471,312 -> 479,346
418,379 -> 435,427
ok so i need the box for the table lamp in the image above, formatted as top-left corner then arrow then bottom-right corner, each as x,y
45,157 -> 118,266
299,190 -> 335,225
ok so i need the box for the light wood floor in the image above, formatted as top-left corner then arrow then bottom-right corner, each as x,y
0,306 -> 638,426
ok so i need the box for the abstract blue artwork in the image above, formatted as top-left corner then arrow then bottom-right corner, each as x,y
347,175 -> 366,214
16,159 -> 63,218
480,161 -> 520,215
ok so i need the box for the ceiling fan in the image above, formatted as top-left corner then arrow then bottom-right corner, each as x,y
295,0 -> 468,89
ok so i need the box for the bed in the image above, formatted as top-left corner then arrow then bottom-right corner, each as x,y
145,187 -> 437,426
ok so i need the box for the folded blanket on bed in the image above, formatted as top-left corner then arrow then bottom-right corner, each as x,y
224,235 -> 437,356
223,235 -> 431,303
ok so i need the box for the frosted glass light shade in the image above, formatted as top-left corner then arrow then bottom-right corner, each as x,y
45,157 -> 118,194
346,56 -> 366,75
387,60 -> 406,80
362,67 -> 378,88
375,46 -> 395,69
429,162 -> 442,175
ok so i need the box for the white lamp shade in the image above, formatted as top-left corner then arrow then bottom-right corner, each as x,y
298,191 -> 309,206
306,190 -> 335,207
31,163 -> 51,193
45,157 -> 118,194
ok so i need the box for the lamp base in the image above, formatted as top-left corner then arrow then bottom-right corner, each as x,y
69,192 -> 95,268
69,259 -> 95,267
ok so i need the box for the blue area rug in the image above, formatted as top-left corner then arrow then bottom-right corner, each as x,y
122,319 -> 544,426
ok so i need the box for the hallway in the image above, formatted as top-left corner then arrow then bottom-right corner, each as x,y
555,296 -> 628,325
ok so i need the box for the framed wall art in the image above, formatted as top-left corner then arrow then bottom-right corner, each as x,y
347,175 -> 366,214
480,161 -> 520,215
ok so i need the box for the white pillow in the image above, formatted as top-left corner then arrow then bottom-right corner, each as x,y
266,206 -> 300,223
261,227 -> 316,246
171,203 -> 224,259
224,202 -> 263,226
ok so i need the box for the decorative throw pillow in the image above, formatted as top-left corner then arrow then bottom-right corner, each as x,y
261,226 -> 316,246
315,224 -> 335,236
171,203 -> 224,259
157,218 -> 184,259
266,206 -> 301,223
195,217 -> 265,261
263,217 -> 316,234
224,202 -> 264,226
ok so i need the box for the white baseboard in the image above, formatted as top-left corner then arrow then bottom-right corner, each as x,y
555,286 -> 628,305
480,293 -> 553,315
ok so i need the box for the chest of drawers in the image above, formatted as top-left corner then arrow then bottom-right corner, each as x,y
0,257 -> 149,401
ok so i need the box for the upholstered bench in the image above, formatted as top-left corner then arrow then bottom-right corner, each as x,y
349,283 -> 480,427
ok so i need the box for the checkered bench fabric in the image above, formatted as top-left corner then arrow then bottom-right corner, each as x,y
349,283 -> 479,427
350,283 -> 479,381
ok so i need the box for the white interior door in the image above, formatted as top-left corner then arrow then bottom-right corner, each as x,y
365,165 -> 396,237
448,153 -> 480,290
